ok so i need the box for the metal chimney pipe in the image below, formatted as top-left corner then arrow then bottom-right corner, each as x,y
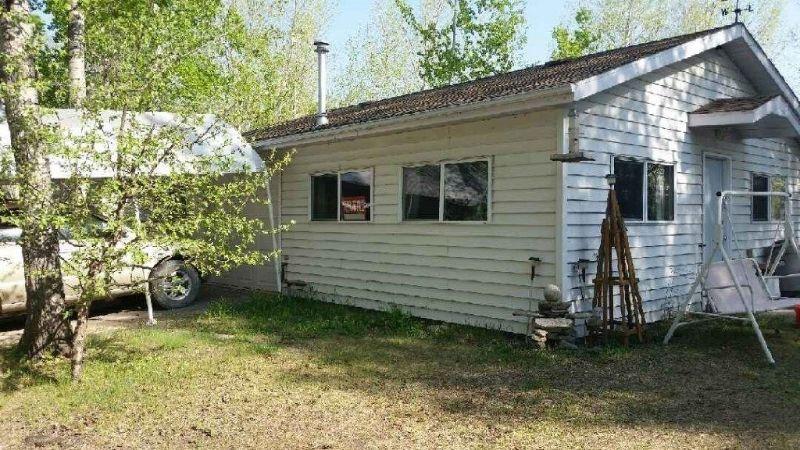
314,40 -> 329,127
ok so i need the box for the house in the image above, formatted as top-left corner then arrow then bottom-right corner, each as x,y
220,24 -> 800,334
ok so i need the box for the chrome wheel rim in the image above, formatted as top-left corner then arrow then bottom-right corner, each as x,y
160,269 -> 191,302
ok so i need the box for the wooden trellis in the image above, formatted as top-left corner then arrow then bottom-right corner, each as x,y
591,185 -> 646,345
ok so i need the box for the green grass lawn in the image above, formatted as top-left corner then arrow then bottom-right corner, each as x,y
2,294 -> 800,449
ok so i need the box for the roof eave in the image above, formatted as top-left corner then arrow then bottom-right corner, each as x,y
688,96 -> 800,138
252,84 -> 576,150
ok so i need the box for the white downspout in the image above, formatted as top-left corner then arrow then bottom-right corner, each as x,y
266,174 -> 282,294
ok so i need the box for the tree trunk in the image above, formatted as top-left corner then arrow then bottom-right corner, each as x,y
67,0 -> 86,107
1,0 -> 71,358
70,301 -> 90,380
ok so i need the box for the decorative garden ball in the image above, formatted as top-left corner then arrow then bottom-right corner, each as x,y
544,284 -> 562,303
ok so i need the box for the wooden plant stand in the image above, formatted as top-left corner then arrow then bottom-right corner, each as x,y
590,187 -> 646,346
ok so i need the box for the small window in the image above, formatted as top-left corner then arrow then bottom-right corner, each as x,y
771,176 -> 786,221
752,174 -> 769,222
340,170 -> 372,222
403,165 -> 440,220
311,170 -> 373,222
613,157 -> 674,222
614,159 -> 644,220
647,163 -> 674,221
402,159 -> 490,222
311,174 -> 338,220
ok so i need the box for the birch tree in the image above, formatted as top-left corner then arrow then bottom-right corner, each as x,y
66,0 -> 85,106
1,0 -> 71,359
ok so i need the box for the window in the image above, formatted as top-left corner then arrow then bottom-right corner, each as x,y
771,176 -> 787,221
613,157 -> 674,222
311,174 -> 338,221
614,159 -> 644,220
310,170 -> 372,222
752,174 -> 769,222
402,165 -> 440,220
444,161 -> 489,221
647,163 -> 674,221
752,173 -> 786,222
340,171 -> 371,221
402,159 -> 490,222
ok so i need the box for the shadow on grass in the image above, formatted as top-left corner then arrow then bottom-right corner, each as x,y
0,346 -> 62,393
3,292 -> 799,444
190,293 -> 800,440
0,333 -> 163,394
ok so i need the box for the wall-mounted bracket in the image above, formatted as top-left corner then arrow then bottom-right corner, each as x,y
550,151 -> 594,163
529,257 -> 542,281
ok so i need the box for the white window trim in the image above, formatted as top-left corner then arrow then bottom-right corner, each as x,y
751,172 -> 786,223
308,168 -> 374,223
399,157 -> 492,224
612,156 -> 676,224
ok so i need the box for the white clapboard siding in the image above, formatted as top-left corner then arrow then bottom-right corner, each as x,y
280,109 -> 561,333
567,48 -> 800,319
210,176 -> 281,292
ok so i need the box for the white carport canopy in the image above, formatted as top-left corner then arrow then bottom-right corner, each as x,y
0,109 -> 264,178
688,95 -> 800,139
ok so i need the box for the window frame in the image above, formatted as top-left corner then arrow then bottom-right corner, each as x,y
612,156 -> 676,224
308,168 -> 374,223
750,172 -> 786,223
399,157 -> 492,224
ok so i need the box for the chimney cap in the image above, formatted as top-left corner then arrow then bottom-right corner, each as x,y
313,40 -> 330,47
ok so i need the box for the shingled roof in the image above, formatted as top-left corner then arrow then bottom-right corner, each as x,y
247,25 -> 735,143
693,95 -> 779,114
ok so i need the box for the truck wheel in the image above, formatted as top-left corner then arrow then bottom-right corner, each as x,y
149,259 -> 201,309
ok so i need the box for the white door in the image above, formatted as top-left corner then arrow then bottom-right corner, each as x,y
703,156 -> 729,262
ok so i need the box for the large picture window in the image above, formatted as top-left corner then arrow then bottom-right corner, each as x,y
613,157 -> 674,222
310,170 -> 372,222
402,159 -> 490,222
752,173 -> 786,222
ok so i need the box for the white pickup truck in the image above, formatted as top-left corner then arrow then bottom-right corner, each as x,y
0,219 -> 201,317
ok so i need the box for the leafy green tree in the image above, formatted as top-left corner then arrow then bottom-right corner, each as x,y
395,0 -> 526,87
551,8 -> 600,59
333,0 -> 424,105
